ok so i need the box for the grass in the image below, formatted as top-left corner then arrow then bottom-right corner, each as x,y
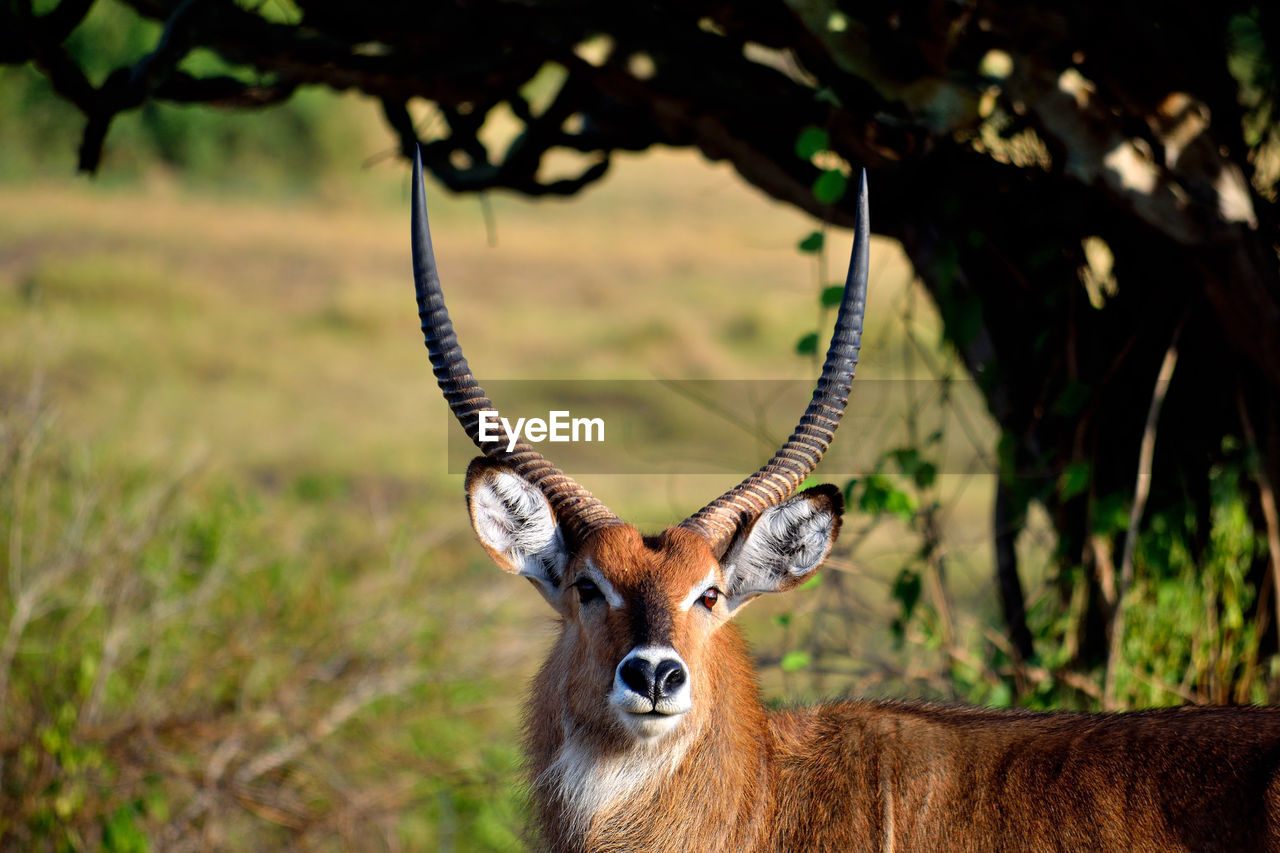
0,147 -> 1030,849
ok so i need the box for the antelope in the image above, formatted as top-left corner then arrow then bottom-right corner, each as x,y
408,150 -> 1280,852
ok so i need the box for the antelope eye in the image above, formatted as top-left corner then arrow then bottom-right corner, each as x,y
698,588 -> 721,610
574,578 -> 602,605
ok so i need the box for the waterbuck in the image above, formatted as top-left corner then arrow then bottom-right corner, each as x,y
409,150 -> 1280,852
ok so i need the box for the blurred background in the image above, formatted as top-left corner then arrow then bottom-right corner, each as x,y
3,1 -> 1279,850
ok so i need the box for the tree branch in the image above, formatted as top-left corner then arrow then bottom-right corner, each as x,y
995,480 -> 1035,661
1103,317 -> 1186,710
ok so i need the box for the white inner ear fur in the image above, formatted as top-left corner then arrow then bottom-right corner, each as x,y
470,469 -> 567,590
722,496 -> 836,604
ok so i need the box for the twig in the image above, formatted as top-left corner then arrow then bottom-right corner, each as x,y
1236,385 -> 1280,646
1091,534 -> 1117,606
994,480 -> 1034,660
1124,664 -> 1201,705
982,627 -> 1103,699
233,666 -> 427,785
1103,318 -> 1185,710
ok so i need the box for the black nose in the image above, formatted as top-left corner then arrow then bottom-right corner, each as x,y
619,656 -> 687,702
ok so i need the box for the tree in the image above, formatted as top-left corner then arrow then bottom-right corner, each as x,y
6,0 -> 1280,703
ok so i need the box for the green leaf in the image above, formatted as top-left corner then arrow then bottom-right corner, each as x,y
797,231 -> 824,253
857,473 -> 891,513
813,169 -> 848,204
884,489 -> 916,520
820,285 -> 844,307
891,567 -> 922,617
890,447 -> 921,476
1052,380 -> 1092,417
780,650 -> 811,672
798,573 -> 823,591
795,126 -> 830,160
102,804 -> 150,853
1058,461 -> 1091,500
857,473 -> 917,521
795,332 -> 819,355
1091,493 -> 1130,537
984,680 -> 1014,709
815,87 -> 842,107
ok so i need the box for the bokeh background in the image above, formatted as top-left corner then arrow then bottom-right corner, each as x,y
3,2 -> 1279,850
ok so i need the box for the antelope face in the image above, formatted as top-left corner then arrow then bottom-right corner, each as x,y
465,458 -> 843,742
566,526 -> 715,740
412,146 -> 867,745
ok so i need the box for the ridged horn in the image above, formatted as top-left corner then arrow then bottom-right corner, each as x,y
680,169 -> 870,557
411,147 -> 622,545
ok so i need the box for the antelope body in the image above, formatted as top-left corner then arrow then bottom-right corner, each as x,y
408,150 -> 1280,851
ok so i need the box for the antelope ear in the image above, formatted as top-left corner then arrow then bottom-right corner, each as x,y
721,484 -> 843,610
465,457 -> 568,603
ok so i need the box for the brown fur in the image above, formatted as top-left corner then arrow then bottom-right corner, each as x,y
469,478 -> 1280,852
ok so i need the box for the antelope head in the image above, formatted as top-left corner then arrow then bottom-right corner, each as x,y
412,151 -> 868,746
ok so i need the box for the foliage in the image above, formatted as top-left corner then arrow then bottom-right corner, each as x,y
770,304 -> 1279,712
0,0 -> 371,190
1111,461 -> 1270,707
762,121 -> 1280,714
0,387 -> 531,849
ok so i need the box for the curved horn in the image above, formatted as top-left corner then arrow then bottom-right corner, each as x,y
411,148 -> 622,545
680,170 -> 870,557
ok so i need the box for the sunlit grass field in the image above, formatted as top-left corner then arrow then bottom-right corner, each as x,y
0,148 -> 1030,849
